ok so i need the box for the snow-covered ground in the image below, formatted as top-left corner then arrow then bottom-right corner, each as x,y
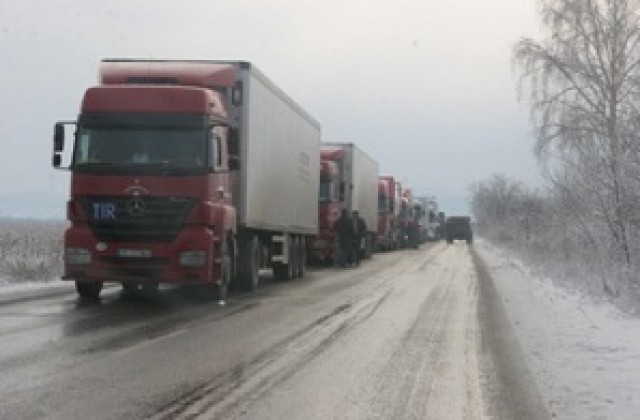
477,238 -> 640,420
2,235 -> 638,419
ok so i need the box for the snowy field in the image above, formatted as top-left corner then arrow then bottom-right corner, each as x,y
477,239 -> 640,420
0,219 -> 65,286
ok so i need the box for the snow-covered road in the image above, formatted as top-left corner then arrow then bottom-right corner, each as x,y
0,239 -> 636,419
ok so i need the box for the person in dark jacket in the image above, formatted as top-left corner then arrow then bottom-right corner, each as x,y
352,210 -> 367,266
334,209 -> 354,267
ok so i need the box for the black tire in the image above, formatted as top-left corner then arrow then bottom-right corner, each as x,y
291,236 -> 300,279
121,281 -> 138,294
273,263 -> 292,280
193,238 -> 231,302
298,236 -> 306,278
274,238 -> 294,281
237,235 -> 260,291
76,280 -> 103,300
364,234 -> 373,259
214,238 -> 231,302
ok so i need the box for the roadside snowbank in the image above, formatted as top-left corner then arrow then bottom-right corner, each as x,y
0,277 -> 72,302
476,239 -> 640,419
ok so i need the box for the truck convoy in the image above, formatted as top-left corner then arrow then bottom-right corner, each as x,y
412,195 -> 441,242
422,196 -> 440,241
412,196 -> 429,244
52,59 -> 320,300
376,176 -> 402,251
51,58 -> 458,302
398,188 -> 419,248
307,143 -> 379,263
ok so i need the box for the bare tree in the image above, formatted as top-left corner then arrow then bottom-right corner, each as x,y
470,174 -> 542,240
514,0 -> 640,265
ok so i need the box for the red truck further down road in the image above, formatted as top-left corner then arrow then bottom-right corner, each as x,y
53,59 -> 320,301
398,188 -> 421,248
376,176 -> 402,251
307,143 -> 378,263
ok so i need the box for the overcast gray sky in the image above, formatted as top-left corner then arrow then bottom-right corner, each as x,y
0,0 -> 541,218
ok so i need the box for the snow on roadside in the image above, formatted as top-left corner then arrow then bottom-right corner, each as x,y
476,238 -> 640,420
0,277 -> 72,301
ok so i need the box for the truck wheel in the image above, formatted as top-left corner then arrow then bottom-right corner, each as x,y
274,239 -> 294,281
291,236 -> 300,279
75,280 -> 103,301
273,263 -> 292,281
298,236 -> 306,278
237,235 -> 260,291
216,238 -> 231,303
363,235 -> 372,259
195,238 -> 231,302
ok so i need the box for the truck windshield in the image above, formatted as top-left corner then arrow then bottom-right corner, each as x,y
319,180 -> 335,203
378,195 -> 390,214
73,125 -> 207,175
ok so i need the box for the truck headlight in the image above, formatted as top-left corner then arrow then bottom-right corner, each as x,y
179,251 -> 207,267
65,248 -> 91,265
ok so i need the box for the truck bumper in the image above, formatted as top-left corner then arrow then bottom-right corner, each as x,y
307,230 -> 336,261
376,234 -> 393,249
62,225 -> 222,285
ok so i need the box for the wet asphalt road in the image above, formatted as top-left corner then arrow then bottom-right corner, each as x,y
0,242 -> 548,419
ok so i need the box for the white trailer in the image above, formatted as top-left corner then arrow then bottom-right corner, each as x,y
226,62 -> 321,283
233,63 -> 321,235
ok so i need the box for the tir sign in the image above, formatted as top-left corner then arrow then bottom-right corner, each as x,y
92,203 -> 116,220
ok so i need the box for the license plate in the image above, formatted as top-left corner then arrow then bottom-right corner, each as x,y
117,248 -> 152,258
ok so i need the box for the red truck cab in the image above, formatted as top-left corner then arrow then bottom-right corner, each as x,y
399,188 -> 419,248
307,152 -> 341,262
53,62 -> 237,300
376,176 -> 399,250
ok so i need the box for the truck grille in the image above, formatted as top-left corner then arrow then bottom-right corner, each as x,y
82,196 -> 196,243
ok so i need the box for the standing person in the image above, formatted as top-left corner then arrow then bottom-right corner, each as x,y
334,209 -> 354,267
352,210 -> 367,266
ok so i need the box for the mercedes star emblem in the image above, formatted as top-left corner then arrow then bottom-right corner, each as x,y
127,196 -> 146,217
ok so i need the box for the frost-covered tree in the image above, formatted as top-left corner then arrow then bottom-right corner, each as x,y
470,174 -> 524,228
514,0 -> 640,266
470,174 -> 545,241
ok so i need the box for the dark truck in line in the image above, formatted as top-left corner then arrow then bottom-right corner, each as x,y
445,216 -> 473,244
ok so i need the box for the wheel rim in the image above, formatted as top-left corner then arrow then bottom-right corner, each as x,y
299,238 -> 306,277
251,237 -> 260,288
289,240 -> 295,279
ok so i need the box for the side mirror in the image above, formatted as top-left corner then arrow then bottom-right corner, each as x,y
52,121 -> 76,170
232,81 -> 243,106
207,131 -> 220,171
54,123 -> 65,152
